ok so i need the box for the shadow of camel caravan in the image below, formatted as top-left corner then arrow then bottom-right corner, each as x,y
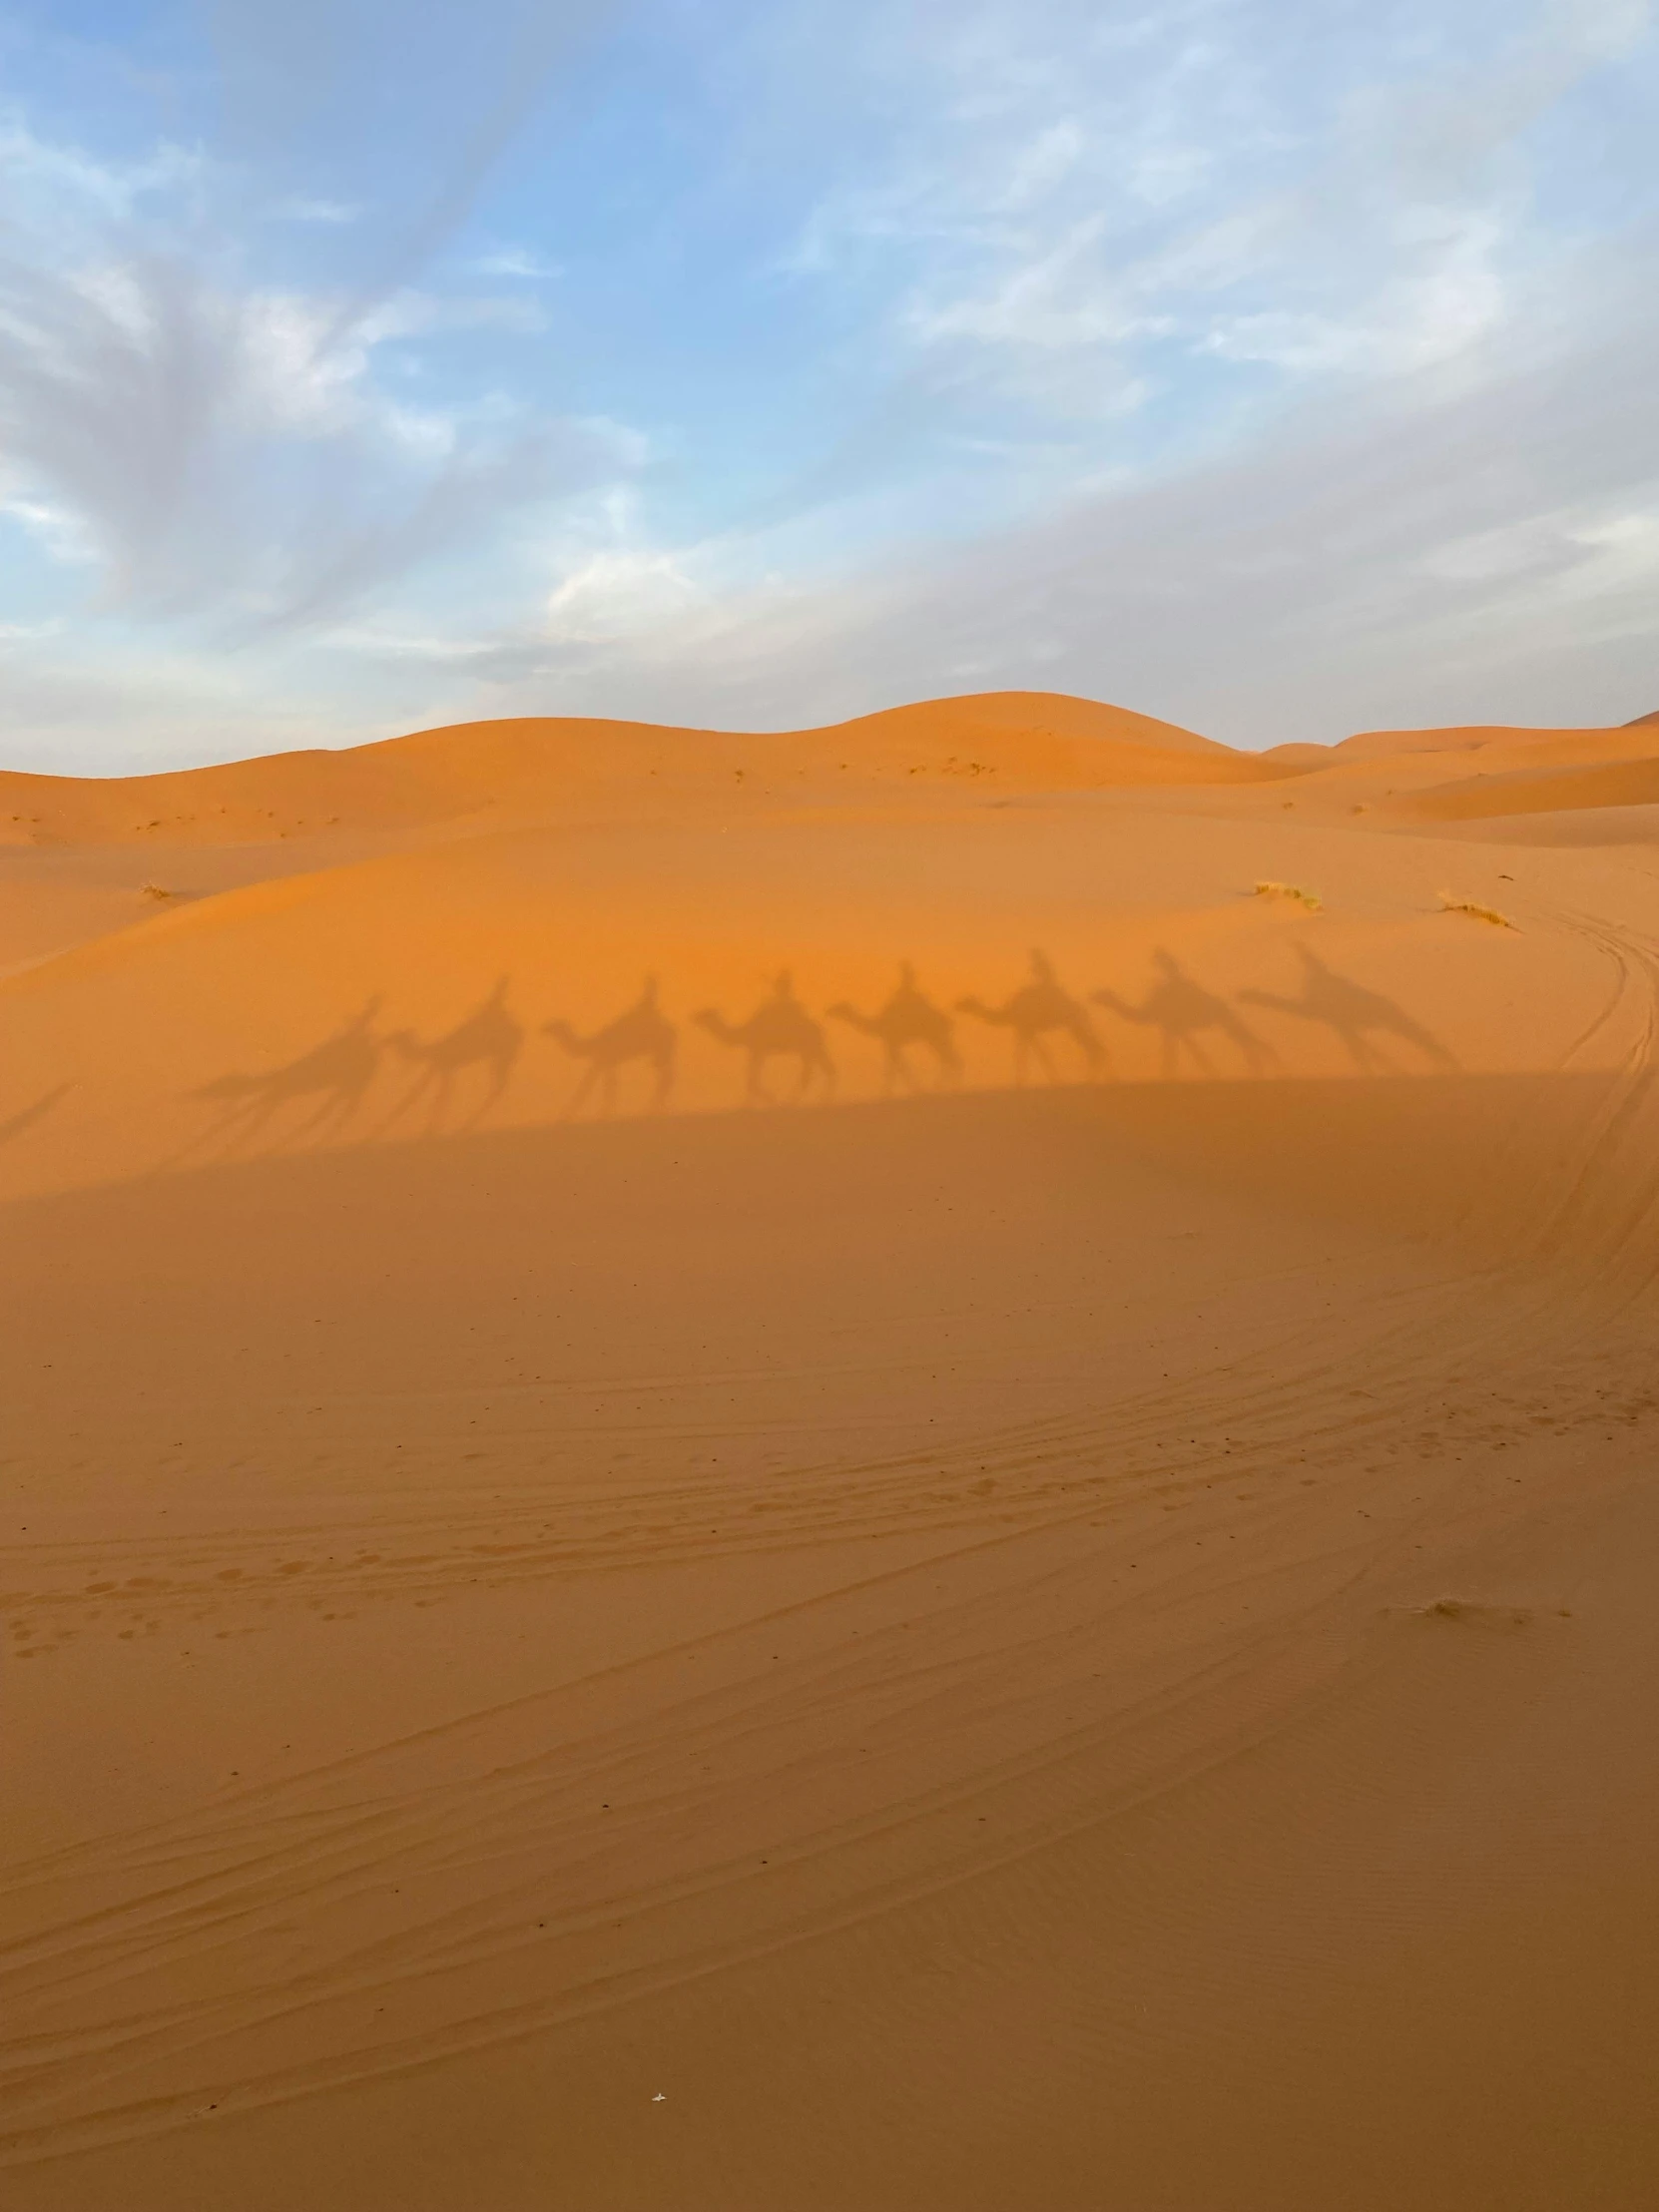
544,977 -> 677,1117
694,971 -> 835,1106
826,962 -> 961,1094
158,936 -> 1478,1171
956,948 -> 1108,1084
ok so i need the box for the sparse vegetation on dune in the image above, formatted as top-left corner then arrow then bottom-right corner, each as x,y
1438,892 -> 1516,929
1254,879 -> 1322,912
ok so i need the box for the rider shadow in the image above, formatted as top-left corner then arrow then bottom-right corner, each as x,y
694,970 -> 835,1105
376,976 -> 525,1135
0,1082 -> 70,1149
956,948 -> 1108,1084
179,998 -> 387,1161
544,976 -> 677,1117
1094,949 -> 1277,1077
1239,946 -> 1458,1073
827,961 -> 961,1093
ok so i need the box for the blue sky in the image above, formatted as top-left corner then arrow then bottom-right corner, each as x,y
1,0 -> 1656,770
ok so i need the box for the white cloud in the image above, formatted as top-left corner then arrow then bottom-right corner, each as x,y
545,548 -> 705,642
0,129 -> 637,628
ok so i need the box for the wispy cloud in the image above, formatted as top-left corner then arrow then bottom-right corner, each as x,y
472,245 -> 561,279
0,130 -> 636,628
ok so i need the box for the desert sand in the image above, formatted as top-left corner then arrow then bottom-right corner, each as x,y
4,690 -> 1659,2208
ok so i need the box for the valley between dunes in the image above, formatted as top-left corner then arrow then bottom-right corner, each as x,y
4,691 -> 1659,2209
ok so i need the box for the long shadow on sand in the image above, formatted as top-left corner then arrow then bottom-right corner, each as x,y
1240,946 -> 1457,1072
179,999 -> 387,1161
158,949 -> 1463,1173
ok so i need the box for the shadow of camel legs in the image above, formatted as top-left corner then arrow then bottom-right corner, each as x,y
174,1001 -> 387,1163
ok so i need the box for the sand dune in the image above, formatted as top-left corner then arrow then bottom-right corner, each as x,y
0,691 -> 1279,855
6,693 -> 1659,2209
1402,754 -> 1659,822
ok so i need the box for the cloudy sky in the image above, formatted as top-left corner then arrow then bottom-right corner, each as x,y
2,0 -> 1656,771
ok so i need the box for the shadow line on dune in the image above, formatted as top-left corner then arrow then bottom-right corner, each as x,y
1,1070 -> 1621,1285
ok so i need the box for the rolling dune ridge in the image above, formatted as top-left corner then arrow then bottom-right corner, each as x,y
5,692 -> 1659,2209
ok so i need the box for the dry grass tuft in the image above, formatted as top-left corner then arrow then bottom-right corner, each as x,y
1254,879 -> 1322,912
1438,892 -> 1516,929
140,883 -> 177,901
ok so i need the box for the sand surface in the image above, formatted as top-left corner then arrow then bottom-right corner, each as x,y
5,691 -> 1659,2208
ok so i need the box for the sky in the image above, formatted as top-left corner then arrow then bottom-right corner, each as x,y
1,0 -> 1656,772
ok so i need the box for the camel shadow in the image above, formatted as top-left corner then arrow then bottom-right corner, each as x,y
545,976 -> 677,1117
956,948 -> 1108,1084
827,962 -> 960,1094
1095,949 -> 1277,1077
695,970 -> 834,1106
1239,946 -> 1458,1073
376,977 -> 525,1135
0,1081 -> 71,1149
181,999 -> 387,1160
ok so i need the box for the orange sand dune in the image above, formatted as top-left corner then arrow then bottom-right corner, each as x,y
5,693 -> 1659,2210
1191,719 -> 1659,841
1402,752 -> 1659,822
0,690 -> 1281,854
1320,719 -> 1645,764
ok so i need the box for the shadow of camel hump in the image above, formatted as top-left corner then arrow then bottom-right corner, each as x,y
545,976 -> 677,1116
1239,946 -> 1458,1072
1094,949 -> 1276,1077
694,970 -> 834,1105
184,998 -> 386,1155
380,977 -> 525,1132
827,961 -> 961,1093
956,948 -> 1108,1084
